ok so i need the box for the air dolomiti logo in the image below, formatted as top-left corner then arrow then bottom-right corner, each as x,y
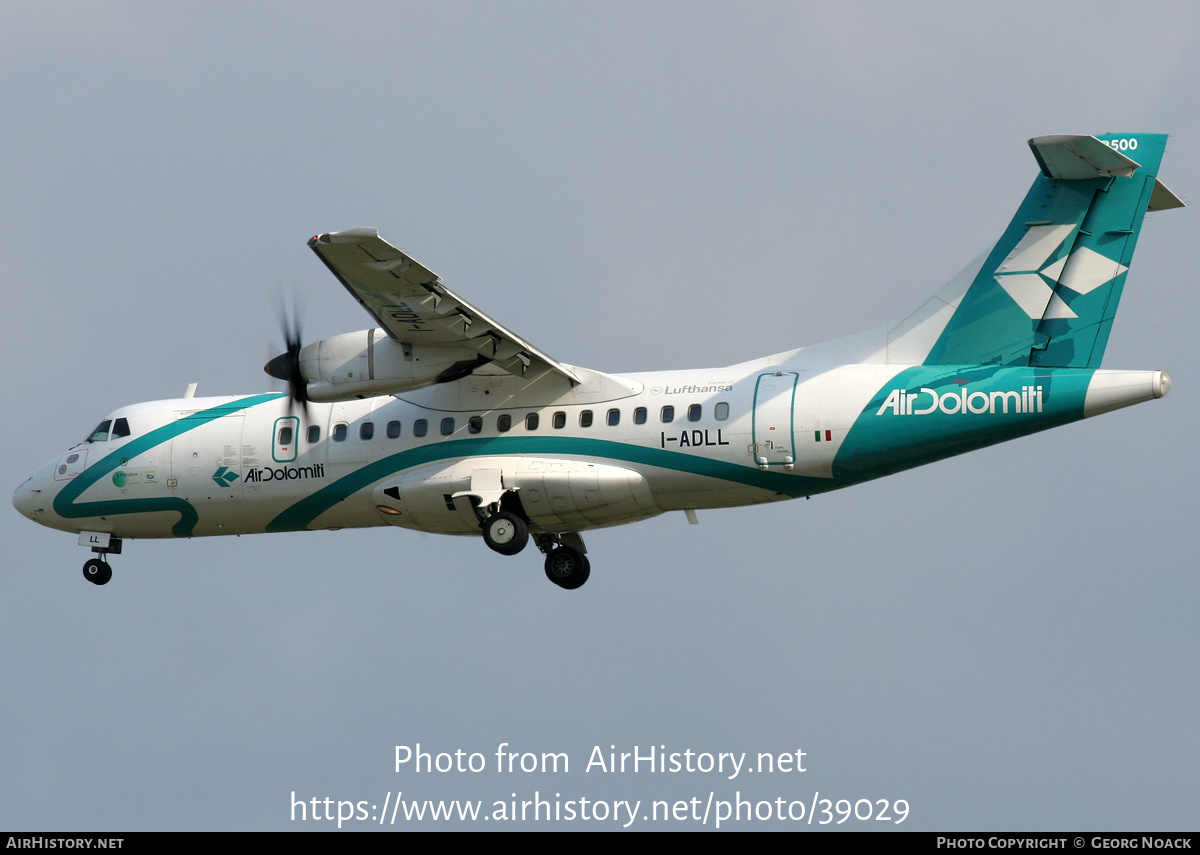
877,385 -> 1043,416
244,463 -> 326,483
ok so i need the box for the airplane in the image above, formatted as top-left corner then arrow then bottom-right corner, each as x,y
13,133 -> 1183,590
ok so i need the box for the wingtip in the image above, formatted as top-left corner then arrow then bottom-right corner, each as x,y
308,227 -> 380,247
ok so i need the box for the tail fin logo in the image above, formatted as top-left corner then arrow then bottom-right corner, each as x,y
993,225 -> 1128,320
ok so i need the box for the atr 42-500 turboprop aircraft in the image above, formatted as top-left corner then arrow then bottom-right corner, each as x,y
13,134 -> 1183,590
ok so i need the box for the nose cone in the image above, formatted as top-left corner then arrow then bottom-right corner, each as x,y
13,477 -> 35,521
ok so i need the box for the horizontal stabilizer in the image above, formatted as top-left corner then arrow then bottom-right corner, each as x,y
1028,134 -> 1140,179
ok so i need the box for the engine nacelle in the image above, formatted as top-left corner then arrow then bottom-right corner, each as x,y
299,329 -> 479,402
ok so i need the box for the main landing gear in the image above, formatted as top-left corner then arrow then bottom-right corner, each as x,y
476,499 -> 591,590
542,545 -> 590,590
482,511 -> 529,556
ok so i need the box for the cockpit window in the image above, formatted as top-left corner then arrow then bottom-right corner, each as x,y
112,418 -> 131,439
86,420 -> 112,443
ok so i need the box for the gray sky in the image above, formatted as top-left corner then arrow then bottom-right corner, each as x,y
3,1 -> 1198,830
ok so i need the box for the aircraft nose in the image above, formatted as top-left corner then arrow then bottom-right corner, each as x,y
13,477 -> 35,521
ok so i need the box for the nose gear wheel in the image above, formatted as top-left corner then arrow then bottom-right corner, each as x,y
82,558 -> 112,586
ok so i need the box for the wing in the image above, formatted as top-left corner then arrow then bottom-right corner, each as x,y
308,228 -> 581,386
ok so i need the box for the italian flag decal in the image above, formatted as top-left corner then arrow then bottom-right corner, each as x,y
814,430 -> 832,442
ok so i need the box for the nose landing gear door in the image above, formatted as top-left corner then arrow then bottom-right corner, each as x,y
751,371 -> 799,469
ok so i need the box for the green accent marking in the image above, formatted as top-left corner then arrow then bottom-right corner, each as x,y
267,436 -> 831,533
52,394 -> 285,537
834,365 -> 1093,485
269,367 -> 1102,533
925,133 -> 1168,370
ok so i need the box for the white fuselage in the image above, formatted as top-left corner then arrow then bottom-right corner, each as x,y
15,354 -> 1167,551
15,359 -> 914,542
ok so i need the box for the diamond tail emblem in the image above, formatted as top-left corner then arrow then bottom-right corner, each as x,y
993,225 -> 1127,320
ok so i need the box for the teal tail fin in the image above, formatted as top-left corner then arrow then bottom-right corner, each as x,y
923,134 -> 1183,369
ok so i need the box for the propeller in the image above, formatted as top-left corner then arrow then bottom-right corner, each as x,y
264,291 -> 310,419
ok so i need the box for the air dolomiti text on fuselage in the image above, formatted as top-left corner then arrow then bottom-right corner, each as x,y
244,464 -> 327,483
876,386 -> 1043,416
13,134 -> 1181,589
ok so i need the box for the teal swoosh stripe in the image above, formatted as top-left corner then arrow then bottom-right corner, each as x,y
267,436 -> 830,532
53,394 -> 285,537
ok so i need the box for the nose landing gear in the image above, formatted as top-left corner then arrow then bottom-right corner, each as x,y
78,533 -> 121,586
82,558 -> 113,586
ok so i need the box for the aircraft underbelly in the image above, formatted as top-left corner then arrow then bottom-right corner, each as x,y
372,457 -> 662,534
510,458 -> 660,530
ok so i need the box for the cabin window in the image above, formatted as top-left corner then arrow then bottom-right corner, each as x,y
688,404 -> 702,422
86,420 -> 112,443
607,408 -> 620,426
498,414 -> 512,432
468,416 -> 483,434
525,413 -> 539,431
634,407 -> 647,425
553,411 -> 566,429
386,421 -> 401,439
307,426 -> 321,443
441,418 -> 455,436
715,402 -> 730,421
112,418 -> 131,439
360,422 -> 374,440
279,426 -> 294,446
332,423 -> 348,442
414,419 -> 428,437
660,406 -> 674,424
